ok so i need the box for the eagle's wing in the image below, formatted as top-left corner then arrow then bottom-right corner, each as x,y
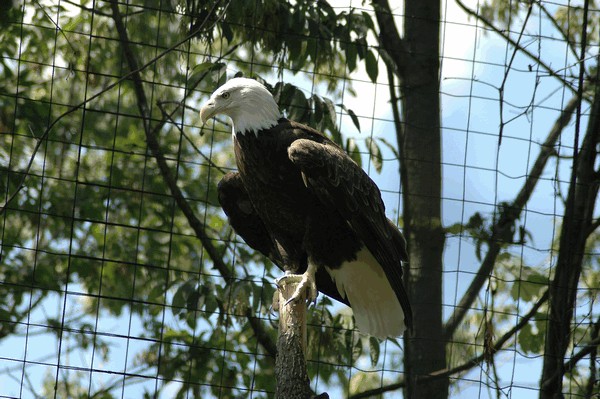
217,171 -> 350,306
218,172 -> 275,259
287,137 -> 413,330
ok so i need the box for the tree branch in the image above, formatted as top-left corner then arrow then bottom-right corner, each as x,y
372,0 -> 408,78
540,43 -> 600,398
563,324 -> 600,378
582,316 -> 599,398
497,1 -> 534,145
61,0 -> 113,17
349,381 -> 404,399
245,309 -> 277,359
443,94 -> 580,339
584,217 -> 600,238
564,337 -> 600,373
275,283 -> 322,399
385,65 -> 410,221
108,0 -> 277,360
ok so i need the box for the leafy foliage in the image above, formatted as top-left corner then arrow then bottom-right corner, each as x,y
0,1 -> 388,397
1,1 -> 599,398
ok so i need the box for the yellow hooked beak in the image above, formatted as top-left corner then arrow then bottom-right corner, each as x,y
199,99 -> 218,124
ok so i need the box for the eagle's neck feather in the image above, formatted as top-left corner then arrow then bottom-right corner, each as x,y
231,89 -> 282,137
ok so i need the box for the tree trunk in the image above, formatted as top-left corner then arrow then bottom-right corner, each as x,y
401,1 -> 447,397
378,0 -> 448,397
375,0 -> 446,396
539,69 -> 600,399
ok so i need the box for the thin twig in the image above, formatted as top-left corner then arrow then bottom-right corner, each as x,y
537,2 -> 582,68
497,1 -> 533,145
585,218 -> 600,237
372,0 -> 408,77
455,0 -> 578,97
564,336 -> 600,374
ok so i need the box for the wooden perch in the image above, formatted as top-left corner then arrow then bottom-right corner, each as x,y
275,281 -> 328,399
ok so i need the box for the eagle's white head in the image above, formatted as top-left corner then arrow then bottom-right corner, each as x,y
200,77 -> 282,136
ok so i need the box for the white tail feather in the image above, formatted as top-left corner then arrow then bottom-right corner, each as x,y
326,247 -> 406,339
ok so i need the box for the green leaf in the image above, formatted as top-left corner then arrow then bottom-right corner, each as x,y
221,21 -> 234,42
172,280 -> 195,317
190,62 -> 225,89
348,108 -> 361,133
192,61 -> 225,74
289,87 -> 309,121
376,137 -> 400,160
366,137 -> 383,173
497,251 -> 512,262
337,103 -> 361,132
312,94 -> 324,125
511,272 -> 548,301
346,138 -> 362,167
365,50 -> 379,82
445,222 -> 464,235
518,322 -> 544,354
62,14 -> 85,32
323,97 -> 338,127
361,11 -> 375,31
352,334 -> 363,361
369,336 -> 380,367
346,41 -> 358,72
322,97 -> 343,145
356,38 -> 367,59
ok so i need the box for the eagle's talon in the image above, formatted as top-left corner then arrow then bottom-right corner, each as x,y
275,264 -> 318,306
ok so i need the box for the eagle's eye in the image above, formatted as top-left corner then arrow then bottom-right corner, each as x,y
221,92 -> 230,99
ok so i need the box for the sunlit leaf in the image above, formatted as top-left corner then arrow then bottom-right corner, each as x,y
366,137 -> 383,173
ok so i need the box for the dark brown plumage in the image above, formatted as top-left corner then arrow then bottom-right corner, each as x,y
201,78 -> 412,337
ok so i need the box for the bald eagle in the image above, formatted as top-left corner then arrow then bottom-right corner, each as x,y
200,77 -> 412,338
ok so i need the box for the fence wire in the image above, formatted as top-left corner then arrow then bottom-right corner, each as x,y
0,0 -> 599,398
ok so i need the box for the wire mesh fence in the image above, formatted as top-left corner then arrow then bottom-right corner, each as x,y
0,0 -> 598,398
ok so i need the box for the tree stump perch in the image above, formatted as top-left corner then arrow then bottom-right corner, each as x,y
275,280 -> 328,399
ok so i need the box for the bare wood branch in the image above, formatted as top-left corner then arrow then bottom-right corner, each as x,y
497,2 -> 533,145
245,308 -> 277,359
372,0 -> 408,78
443,94 -> 580,340
565,337 -> 600,373
274,283 -> 314,399
349,381 -> 404,399
61,0 -> 113,17
385,65 -> 410,216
